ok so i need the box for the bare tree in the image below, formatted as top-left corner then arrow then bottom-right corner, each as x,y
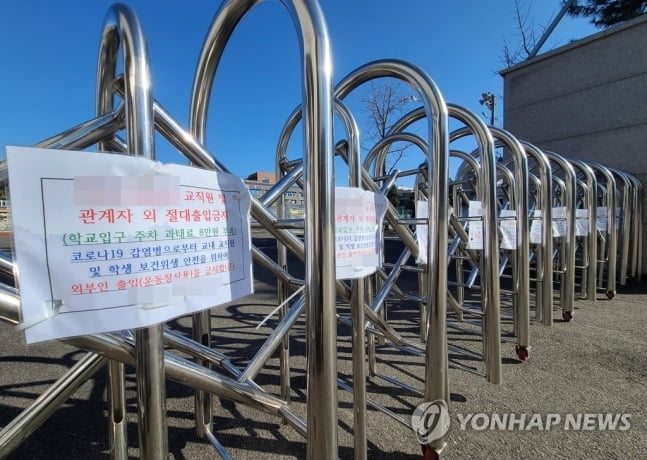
498,0 -> 641,68
356,79 -> 417,174
499,0 -> 547,67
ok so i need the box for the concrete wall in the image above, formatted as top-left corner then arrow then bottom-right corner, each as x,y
502,15 -> 647,276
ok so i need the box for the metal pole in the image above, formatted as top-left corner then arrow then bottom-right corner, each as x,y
545,151 -> 577,319
97,5 -> 167,458
334,60 -> 450,455
0,353 -> 107,458
491,127 -> 530,357
479,92 -> 495,126
340,100 -> 368,459
528,0 -> 576,59
590,163 -> 617,298
570,159 -> 598,301
523,142 -> 554,325
448,104 -> 501,384
188,1 -> 337,457
107,361 -> 128,460
351,279 -> 367,459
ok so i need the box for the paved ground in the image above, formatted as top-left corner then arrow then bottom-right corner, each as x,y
1,238 -> 646,459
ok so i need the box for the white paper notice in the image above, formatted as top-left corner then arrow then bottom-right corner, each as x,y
415,200 -> 429,265
552,206 -> 567,238
7,146 -> 253,343
335,187 -> 388,280
530,210 -> 543,245
467,201 -> 483,250
575,209 -> 589,236
596,206 -> 609,232
615,206 -> 622,229
499,209 -> 517,250
414,201 -> 453,265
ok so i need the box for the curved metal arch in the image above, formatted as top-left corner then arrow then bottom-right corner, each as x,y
552,175 -> 567,206
608,167 -> 633,286
569,159 -> 598,300
278,59 -> 449,262
624,173 -> 643,277
95,5 -> 161,459
544,151 -> 577,316
381,106 -> 428,170
267,102 -> 363,423
365,131 -> 428,180
588,162 -> 618,296
96,5 -> 154,156
495,162 -> 516,209
417,105 -> 502,379
187,2 -> 337,455
447,148 -> 481,188
520,142 -> 554,325
488,129 -> 531,342
445,104 -> 500,383
272,97 -> 370,453
333,99 -> 362,186
328,60 -> 450,454
374,100 -> 501,382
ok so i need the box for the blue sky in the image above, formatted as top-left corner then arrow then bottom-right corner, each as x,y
0,1 -> 600,180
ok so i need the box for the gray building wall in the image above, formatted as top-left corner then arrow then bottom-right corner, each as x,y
502,14 -> 647,275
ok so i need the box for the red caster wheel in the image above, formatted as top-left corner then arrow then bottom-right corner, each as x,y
562,311 -> 573,322
422,446 -> 440,460
515,345 -> 530,361
606,291 -> 615,299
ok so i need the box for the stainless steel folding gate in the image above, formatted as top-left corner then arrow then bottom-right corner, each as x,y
0,2 -> 643,459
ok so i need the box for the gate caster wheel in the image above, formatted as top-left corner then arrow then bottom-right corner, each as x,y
562,311 -> 573,322
515,345 -> 530,361
422,446 -> 439,460
606,291 -> 615,299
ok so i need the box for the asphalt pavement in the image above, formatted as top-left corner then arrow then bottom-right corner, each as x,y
1,239 -> 645,459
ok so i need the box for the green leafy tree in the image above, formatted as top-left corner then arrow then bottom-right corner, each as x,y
567,0 -> 647,27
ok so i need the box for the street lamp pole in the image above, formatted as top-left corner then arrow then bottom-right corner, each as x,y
479,92 -> 495,126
